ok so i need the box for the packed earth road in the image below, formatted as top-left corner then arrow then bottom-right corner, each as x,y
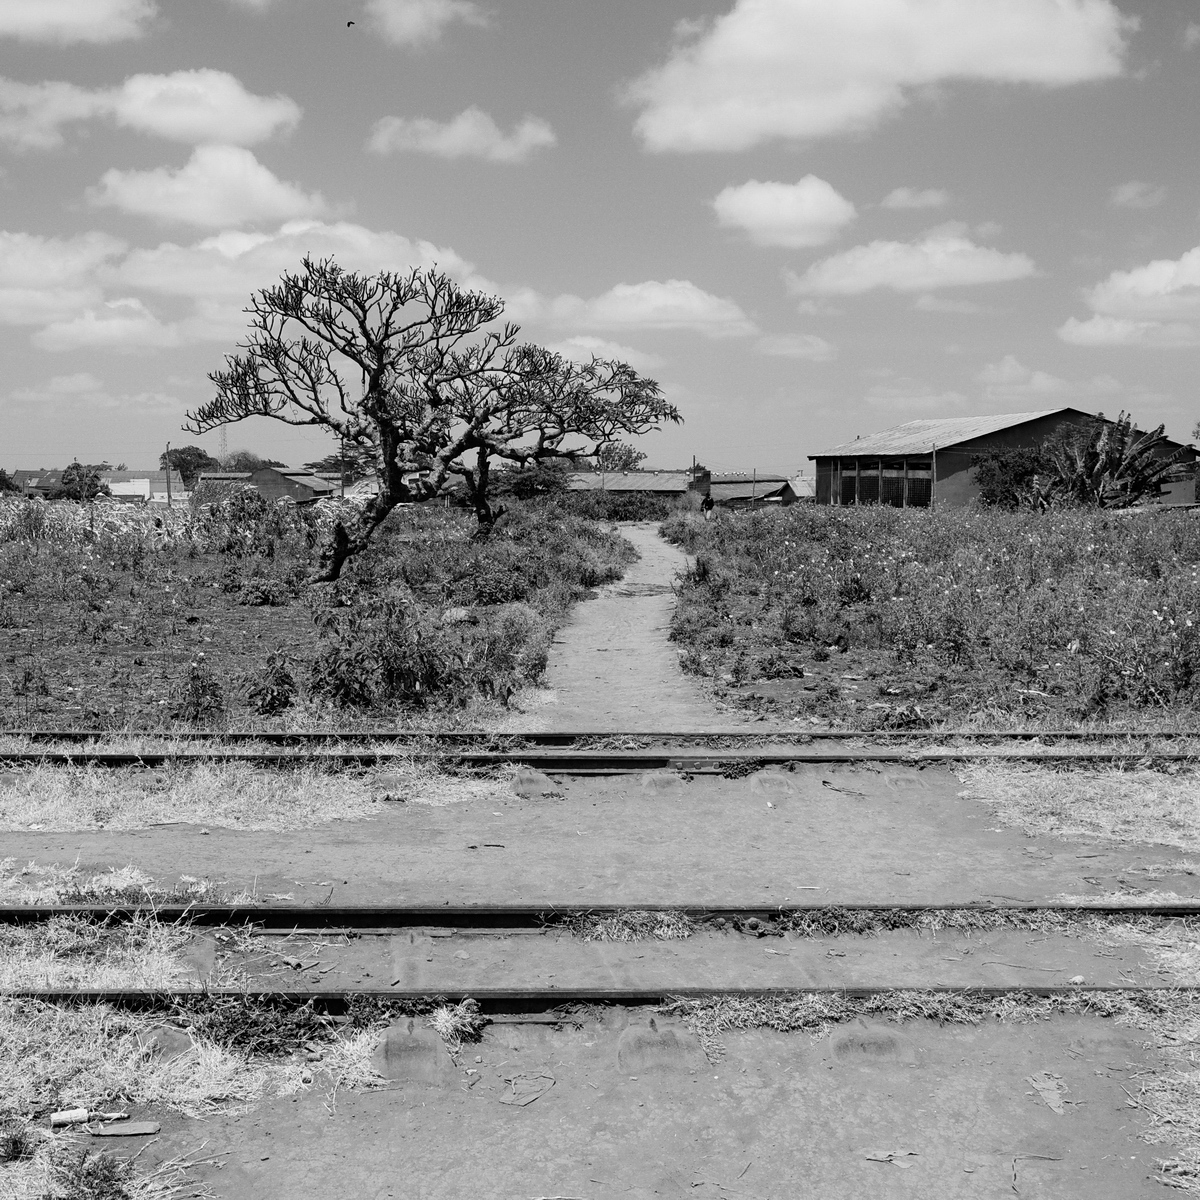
3,522 -> 1196,1199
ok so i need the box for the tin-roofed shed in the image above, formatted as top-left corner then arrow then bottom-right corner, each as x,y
808,408 -> 1197,507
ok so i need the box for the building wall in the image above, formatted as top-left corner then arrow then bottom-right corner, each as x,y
814,411 -> 1197,507
249,468 -> 319,503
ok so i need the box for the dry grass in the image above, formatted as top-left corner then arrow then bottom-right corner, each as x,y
0,759 -> 517,833
958,762 -> 1200,852
0,915 -> 196,992
2,1140 -> 218,1200
659,986 -> 1171,1062
427,999 -> 487,1051
0,859 -> 221,906
555,910 -> 697,942
779,906 -> 1075,938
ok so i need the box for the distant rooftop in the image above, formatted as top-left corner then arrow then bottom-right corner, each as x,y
567,470 -> 693,493
810,410 -> 1069,458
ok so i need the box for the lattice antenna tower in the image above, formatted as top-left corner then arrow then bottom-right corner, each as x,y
218,425 -> 227,461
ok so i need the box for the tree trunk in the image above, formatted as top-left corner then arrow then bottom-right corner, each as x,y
468,445 -> 504,534
310,492 -> 399,582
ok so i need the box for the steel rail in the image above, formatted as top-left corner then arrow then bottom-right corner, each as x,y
2,902 -> 1199,928
6,985 -> 1196,1014
3,728 -> 1199,745
2,749 -> 1198,770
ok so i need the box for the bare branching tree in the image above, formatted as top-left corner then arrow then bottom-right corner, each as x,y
185,257 -> 680,580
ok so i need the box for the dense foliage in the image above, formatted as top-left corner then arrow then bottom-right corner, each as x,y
662,505 -> 1200,726
0,493 -> 633,726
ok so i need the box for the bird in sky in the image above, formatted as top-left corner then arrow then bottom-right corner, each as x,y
347,20 -> 355,26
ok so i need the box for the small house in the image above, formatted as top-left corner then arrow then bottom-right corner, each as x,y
197,467 -> 336,504
707,472 -> 800,508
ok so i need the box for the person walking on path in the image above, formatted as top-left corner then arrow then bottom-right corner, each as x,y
701,492 -> 715,522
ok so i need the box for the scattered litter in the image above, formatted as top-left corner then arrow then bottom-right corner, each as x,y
1026,1072 -> 1068,1114
1068,975 -> 1085,984
764,948 -> 788,956
484,843 -> 506,848
863,1149 -> 918,1168
89,1120 -> 161,1137
499,1073 -> 555,1107
51,1108 -> 127,1127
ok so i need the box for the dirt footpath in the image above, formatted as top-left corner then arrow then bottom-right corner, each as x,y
515,523 -> 744,732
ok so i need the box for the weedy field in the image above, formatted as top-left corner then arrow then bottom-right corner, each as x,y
0,494 -> 635,729
663,504 -> 1200,728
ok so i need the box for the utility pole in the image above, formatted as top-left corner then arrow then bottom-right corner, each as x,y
164,442 -> 172,508
339,436 -> 346,498
751,467 -> 757,509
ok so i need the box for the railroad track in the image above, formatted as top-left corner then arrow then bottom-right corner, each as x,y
3,746 -> 1198,769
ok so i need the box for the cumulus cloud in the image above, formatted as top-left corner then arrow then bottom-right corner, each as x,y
87,145 -> 329,229
518,279 -> 756,338
0,230 -> 123,325
975,354 -> 1120,401
367,0 -> 485,47
1109,180 -> 1165,209
787,226 -> 1036,294
32,297 -> 182,353
0,70 -> 300,151
545,336 -> 663,372
755,333 -> 836,361
712,176 -> 855,248
0,0 -> 155,43
882,187 -> 950,209
627,0 -> 1131,153
368,107 -> 555,163
1058,245 -> 1200,346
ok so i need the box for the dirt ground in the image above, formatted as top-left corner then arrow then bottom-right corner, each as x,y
202,924 -> 1168,992
7,764 -> 1198,908
121,1011 -> 1167,1199
507,523 -> 753,732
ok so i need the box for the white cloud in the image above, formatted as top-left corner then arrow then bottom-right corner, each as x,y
520,279 -> 756,338
1186,22 -> 1200,49
975,354 -> 1120,401
755,333 -> 837,361
367,0 -> 485,47
627,0 -> 1132,152
33,297 -> 182,352
0,230 -> 123,325
881,187 -> 950,210
788,226 -> 1036,294
712,176 -> 855,248
0,70 -> 300,150
1109,180 -> 1165,209
864,382 -> 968,412
914,293 -> 983,313
1058,315 -> 1200,347
1058,245 -> 1200,346
117,219 -> 479,343
87,145 -> 329,229
0,0 -> 155,43
368,107 -> 555,163
545,336 -> 663,372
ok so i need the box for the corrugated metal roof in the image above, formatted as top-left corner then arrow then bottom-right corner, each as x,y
810,410 -> 1070,458
710,481 -> 793,502
567,471 -> 692,493
709,472 -> 791,484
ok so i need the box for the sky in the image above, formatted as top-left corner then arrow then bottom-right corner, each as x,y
3,0 -> 1200,476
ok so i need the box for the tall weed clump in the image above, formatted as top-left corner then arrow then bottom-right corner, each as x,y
662,505 -> 1200,723
307,504 -> 635,709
